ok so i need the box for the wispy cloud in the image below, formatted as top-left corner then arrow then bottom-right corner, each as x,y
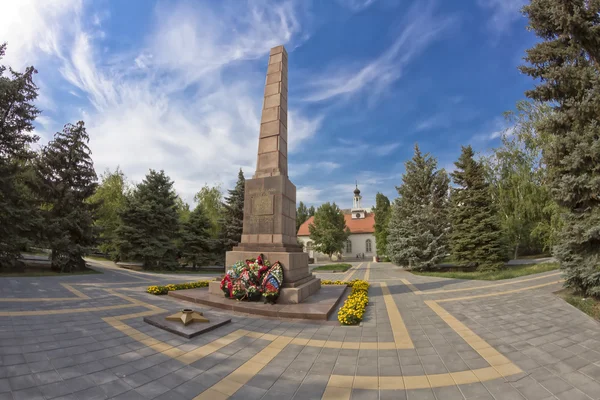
477,0 -> 526,34
302,1 -> 455,104
2,0 -> 322,204
335,0 -> 378,12
329,138 -> 401,157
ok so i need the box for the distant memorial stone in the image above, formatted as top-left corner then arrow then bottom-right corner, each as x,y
223,45 -> 321,303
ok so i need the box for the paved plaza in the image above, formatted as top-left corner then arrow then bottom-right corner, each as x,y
1,261 -> 599,400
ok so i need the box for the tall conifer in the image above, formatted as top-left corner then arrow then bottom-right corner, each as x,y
181,204 -> 213,268
387,145 -> 449,270
116,170 -> 179,269
520,0 -> 600,296
220,169 -> 245,252
450,146 -> 506,270
37,122 -> 98,272
0,43 -> 41,268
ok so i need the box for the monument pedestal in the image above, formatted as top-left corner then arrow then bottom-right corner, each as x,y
226,251 -> 320,304
208,45 -> 322,306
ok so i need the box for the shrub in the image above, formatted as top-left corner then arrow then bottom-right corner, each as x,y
146,280 -> 210,295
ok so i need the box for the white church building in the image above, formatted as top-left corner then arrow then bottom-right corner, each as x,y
297,185 -> 376,262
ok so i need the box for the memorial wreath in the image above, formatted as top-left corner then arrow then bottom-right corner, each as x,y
220,254 -> 283,304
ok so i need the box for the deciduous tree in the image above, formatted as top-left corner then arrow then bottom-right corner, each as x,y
309,202 -> 350,260
194,184 -> 223,238
88,167 -> 128,259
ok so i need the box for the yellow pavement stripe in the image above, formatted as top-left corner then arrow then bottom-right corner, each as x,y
400,278 -> 420,293
341,262 -> 363,281
425,300 -> 522,377
194,336 -> 293,399
0,283 -> 91,302
106,315 -> 249,364
435,280 -> 564,303
0,303 -> 136,316
413,271 -> 562,295
363,262 -> 371,282
379,282 -> 413,349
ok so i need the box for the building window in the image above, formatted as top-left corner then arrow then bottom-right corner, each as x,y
306,241 -> 313,250
365,239 -> 372,253
346,240 -> 352,253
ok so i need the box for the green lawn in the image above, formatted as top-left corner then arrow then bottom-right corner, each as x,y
312,263 -> 352,272
558,289 -> 600,321
411,262 -> 560,281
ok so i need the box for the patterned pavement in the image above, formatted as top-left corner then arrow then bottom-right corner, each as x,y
1,261 -> 599,400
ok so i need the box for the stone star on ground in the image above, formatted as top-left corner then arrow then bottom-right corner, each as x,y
0,260 -> 599,400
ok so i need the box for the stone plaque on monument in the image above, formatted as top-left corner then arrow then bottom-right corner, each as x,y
223,45 -> 321,304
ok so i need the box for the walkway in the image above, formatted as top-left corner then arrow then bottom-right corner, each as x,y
0,261 -> 599,400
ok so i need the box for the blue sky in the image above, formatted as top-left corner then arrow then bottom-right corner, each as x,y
0,0 -> 534,208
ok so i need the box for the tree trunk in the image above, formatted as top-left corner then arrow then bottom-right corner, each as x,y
513,243 -> 519,260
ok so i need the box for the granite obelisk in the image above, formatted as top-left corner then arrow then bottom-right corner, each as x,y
224,45 -> 321,303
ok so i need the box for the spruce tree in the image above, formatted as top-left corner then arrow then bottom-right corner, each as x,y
181,204 -> 213,268
220,169 -> 245,252
296,201 -> 309,231
387,145 -> 449,270
520,0 -> 600,296
372,193 -> 391,256
37,122 -> 98,272
309,202 -> 350,260
450,145 -> 506,271
0,43 -> 41,268
116,170 -> 180,269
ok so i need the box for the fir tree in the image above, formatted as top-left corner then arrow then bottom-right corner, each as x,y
116,170 -> 180,269
450,145 -> 507,271
296,201 -> 309,231
220,169 -> 245,252
372,193 -> 391,256
37,122 -> 98,272
181,204 -> 213,268
387,145 -> 449,270
309,202 -> 350,260
0,43 -> 41,268
520,0 -> 600,296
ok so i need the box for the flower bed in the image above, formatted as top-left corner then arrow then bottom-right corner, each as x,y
146,280 -> 211,295
322,279 -> 370,325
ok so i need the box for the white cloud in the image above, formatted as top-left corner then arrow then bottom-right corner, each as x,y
477,0 -> 526,34
336,0 -> 377,12
302,1 -> 454,104
1,0 -> 322,205
0,0 -> 81,68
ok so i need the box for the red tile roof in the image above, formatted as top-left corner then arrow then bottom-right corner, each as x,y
297,213 -> 375,236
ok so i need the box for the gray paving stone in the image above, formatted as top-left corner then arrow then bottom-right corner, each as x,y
406,388 -> 436,400
135,380 -> 170,399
